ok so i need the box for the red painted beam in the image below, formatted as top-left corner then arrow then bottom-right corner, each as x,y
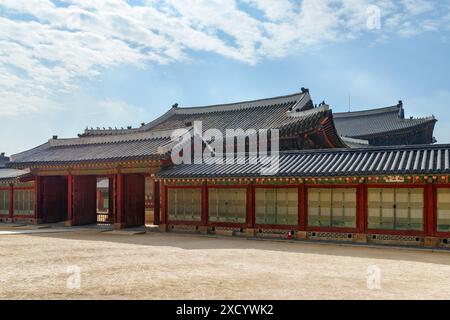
34,176 -> 40,221
153,180 -> 160,225
116,173 -> 124,226
356,183 -> 368,234
425,183 -> 437,237
246,183 -> 255,228
160,183 -> 167,225
67,175 -> 73,223
108,177 -> 114,219
299,185 -> 307,231
201,184 -> 208,226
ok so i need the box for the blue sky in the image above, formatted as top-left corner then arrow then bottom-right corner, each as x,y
0,0 -> 449,155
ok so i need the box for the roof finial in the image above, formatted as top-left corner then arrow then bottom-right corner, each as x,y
398,100 -> 404,118
172,103 -> 179,108
301,87 -> 309,94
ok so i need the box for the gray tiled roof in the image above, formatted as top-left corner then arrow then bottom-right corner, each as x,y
157,144 -> 450,178
334,104 -> 436,139
10,91 -> 348,166
10,137 -> 170,167
0,168 -> 30,182
81,91 -> 313,136
0,154 -> 9,168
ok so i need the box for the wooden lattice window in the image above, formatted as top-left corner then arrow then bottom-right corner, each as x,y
368,188 -> 423,231
308,188 -> 357,228
0,189 -> 10,215
255,188 -> 298,226
167,188 -> 202,222
208,188 -> 247,224
437,188 -> 450,232
13,189 -> 35,216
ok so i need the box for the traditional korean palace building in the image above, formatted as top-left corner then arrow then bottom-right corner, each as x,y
2,88 -> 450,248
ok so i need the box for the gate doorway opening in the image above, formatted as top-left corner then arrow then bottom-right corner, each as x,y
96,177 -> 114,224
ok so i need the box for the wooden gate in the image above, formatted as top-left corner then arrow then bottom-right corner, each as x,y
123,174 -> 145,227
72,175 -> 97,226
40,176 -> 68,223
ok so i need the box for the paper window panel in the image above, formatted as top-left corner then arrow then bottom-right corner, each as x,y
209,188 -> 247,223
13,190 -> 34,215
256,188 -> 298,226
368,188 -> 423,231
307,190 -> 320,227
0,190 -> 9,215
168,189 -> 202,222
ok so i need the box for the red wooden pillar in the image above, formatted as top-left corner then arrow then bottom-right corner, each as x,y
8,184 -> 14,219
356,183 -> 368,234
96,190 -> 101,211
425,183 -> 437,237
34,176 -> 41,222
153,180 -> 160,225
115,173 -> 124,227
201,183 -> 208,226
246,183 -> 255,228
160,182 -> 167,225
67,175 -> 73,224
108,177 -> 114,219
298,185 -> 307,231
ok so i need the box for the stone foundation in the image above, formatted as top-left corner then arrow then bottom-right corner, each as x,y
424,237 -> 440,247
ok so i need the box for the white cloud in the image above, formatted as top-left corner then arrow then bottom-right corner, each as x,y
401,0 -> 434,15
242,0 -> 295,21
98,99 -> 146,121
0,0 -> 448,116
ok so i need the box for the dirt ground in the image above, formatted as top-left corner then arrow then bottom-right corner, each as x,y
1,229 -> 450,300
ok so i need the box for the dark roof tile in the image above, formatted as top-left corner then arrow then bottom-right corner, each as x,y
334,105 -> 435,138
157,144 -> 450,178
10,138 -> 170,167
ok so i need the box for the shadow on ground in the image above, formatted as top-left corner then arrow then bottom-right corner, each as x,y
2,223 -> 446,266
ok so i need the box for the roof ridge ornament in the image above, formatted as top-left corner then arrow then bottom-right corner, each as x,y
398,100 -> 405,118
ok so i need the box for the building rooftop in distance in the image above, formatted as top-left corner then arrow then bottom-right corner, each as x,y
9,89 -> 438,168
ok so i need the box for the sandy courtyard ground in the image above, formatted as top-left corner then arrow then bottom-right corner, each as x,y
1,228 -> 450,300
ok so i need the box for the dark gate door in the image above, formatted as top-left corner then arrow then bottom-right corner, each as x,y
41,176 -> 68,223
72,175 -> 97,226
123,174 -> 145,227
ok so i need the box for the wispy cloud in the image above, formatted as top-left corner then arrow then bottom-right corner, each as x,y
0,0 -> 448,116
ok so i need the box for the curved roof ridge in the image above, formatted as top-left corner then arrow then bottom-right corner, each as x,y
399,115 -> 436,121
80,91 -> 309,136
81,108 -> 176,137
334,104 -> 401,118
48,130 -> 172,147
10,131 -> 174,163
285,104 -> 328,119
174,91 -> 308,115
